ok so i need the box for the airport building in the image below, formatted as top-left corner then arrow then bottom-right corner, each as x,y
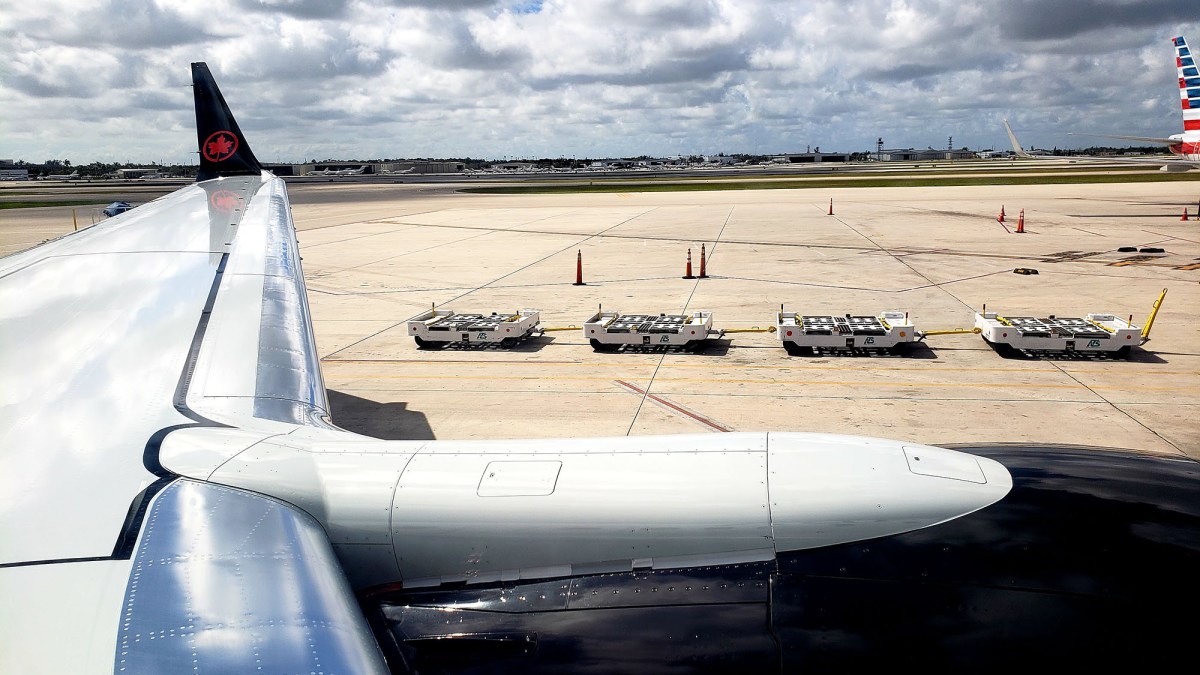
493,162 -> 538,171
774,152 -> 852,163
878,148 -> 977,161
0,160 -> 29,180
116,168 -> 167,179
269,161 -> 466,176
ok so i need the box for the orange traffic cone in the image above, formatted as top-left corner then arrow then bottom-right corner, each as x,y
828,198 -> 834,215
573,249 -> 585,285
998,205 -> 1005,223
683,248 -> 695,279
1016,209 -> 1025,234
1183,208 -> 1190,221
699,243 -> 708,278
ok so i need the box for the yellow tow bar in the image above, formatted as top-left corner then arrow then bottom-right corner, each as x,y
918,327 -> 982,340
722,326 -> 777,334
1141,288 -> 1167,340
541,325 -> 581,332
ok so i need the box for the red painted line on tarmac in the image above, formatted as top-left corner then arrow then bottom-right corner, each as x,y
615,380 -> 732,432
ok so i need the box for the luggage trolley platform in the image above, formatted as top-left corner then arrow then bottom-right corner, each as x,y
974,312 -> 1140,357
584,310 -> 723,351
408,308 -> 542,349
777,310 -> 917,355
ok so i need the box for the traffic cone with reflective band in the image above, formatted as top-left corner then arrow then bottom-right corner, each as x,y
1183,208 -> 1190,221
1016,209 -> 1025,234
573,249 -> 585,285
699,243 -> 708,278
828,198 -> 834,215
998,206 -> 1005,223
683,248 -> 695,279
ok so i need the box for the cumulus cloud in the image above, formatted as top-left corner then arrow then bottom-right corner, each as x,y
235,0 -> 353,20
996,0 -> 1196,41
5,1 -> 220,49
0,0 -> 1196,162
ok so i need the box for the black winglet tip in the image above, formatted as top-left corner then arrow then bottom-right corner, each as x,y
192,62 -> 262,182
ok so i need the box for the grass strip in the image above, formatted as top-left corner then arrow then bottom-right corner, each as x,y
0,200 -> 106,210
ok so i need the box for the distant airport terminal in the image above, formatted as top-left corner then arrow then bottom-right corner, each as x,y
276,148 -> 986,176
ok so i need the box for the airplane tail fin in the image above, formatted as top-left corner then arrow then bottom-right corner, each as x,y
192,62 -> 263,181
1174,36 -> 1200,133
1002,119 -> 1031,158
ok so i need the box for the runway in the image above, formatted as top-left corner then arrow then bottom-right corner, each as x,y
3,175 -> 1198,457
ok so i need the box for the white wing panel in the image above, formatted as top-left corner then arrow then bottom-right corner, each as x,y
0,560 -> 132,673
0,202 -> 221,562
0,192 -> 217,278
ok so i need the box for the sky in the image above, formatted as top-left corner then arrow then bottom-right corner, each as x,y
1,0 -> 1197,164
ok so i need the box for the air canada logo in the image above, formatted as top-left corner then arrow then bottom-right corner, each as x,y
209,189 -> 240,212
203,130 -> 239,162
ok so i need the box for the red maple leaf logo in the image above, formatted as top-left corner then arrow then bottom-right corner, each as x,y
202,130 -> 239,162
208,135 -> 232,157
210,190 -> 240,212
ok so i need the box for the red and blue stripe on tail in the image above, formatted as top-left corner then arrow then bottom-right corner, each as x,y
1176,36 -> 1200,132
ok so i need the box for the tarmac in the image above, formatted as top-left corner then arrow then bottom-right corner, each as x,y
4,174 -> 1198,457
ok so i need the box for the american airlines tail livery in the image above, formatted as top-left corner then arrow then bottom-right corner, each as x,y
1008,35 -> 1200,170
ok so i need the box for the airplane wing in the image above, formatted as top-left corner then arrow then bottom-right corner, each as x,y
999,37 -> 1200,172
3,64 -> 1199,674
1003,119 -> 1198,170
0,63 -> 387,674
1067,132 -> 1182,145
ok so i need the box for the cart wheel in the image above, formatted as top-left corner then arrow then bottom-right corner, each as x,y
1115,345 -> 1132,360
782,342 -> 811,356
500,337 -> 518,349
889,343 -> 909,355
590,339 -> 617,352
983,338 -> 1017,358
414,336 -> 437,349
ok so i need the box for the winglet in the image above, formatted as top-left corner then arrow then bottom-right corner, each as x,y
1002,119 -> 1031,158
192,62 -> 262,182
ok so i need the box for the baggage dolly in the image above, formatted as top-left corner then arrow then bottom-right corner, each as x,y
973,289 -> 1166,358
408,308 -> 542,349
583,310 -> 723,352
777,310 -> 917,355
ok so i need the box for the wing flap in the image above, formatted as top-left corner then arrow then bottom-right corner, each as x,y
187,175 -> 330,428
